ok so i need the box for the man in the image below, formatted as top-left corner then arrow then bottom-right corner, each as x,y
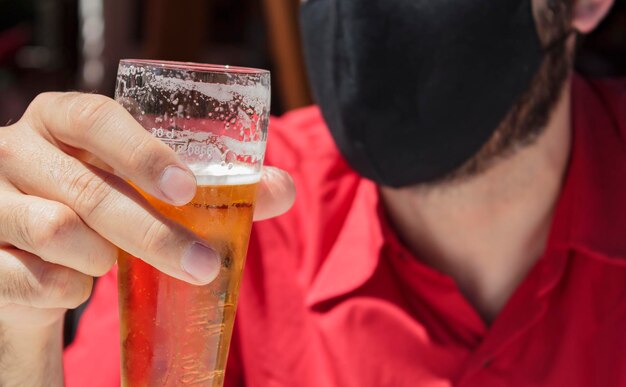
0,0 -> 623,386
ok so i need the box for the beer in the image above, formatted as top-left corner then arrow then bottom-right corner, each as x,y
118,165 -> 259,387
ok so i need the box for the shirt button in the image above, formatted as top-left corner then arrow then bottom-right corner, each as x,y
482,358 -> 494,368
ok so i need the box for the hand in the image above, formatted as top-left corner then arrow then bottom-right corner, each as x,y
0,92 -> 295,330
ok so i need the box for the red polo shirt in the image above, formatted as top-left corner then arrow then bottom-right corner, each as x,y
64,75 -> 626,386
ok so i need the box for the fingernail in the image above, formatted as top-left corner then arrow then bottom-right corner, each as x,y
159,166 -> 196,205
181,243 -> 220,283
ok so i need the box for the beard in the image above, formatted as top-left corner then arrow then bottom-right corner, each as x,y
433,0 -> 574,185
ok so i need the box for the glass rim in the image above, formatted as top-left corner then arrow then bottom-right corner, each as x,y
119,59 -> 270,75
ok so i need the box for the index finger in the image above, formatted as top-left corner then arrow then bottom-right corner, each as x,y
26,92 -> 197,206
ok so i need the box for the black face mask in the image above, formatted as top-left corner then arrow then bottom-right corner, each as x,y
300,0 -> 544,187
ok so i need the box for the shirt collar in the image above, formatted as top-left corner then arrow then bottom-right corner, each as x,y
550,75 -> 626,261
305,178 -> 384,307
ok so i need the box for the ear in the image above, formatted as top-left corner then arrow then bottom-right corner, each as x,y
571,0 -> 615,34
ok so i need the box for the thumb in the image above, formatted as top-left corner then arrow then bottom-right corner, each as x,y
253,166 -> 296,221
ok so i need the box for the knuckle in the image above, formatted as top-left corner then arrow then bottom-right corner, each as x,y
86,246 -> 117,277
0,249 -> 91,309
24,92 -> 62,126
6,202 -> 39,249
35,267 -> 91,309
140,218 -> 173,255
35,266 -> 69,302
69,170 -> 113,218
30,204 -> 79,253
125,135 -> 163,177
66,93 -> 118,138
27,92 -> 56,114
0,125 -> 17,160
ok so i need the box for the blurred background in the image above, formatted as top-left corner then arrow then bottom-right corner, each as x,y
0,0 -> 625,125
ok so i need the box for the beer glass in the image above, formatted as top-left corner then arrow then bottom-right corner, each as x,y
114,60 -> 270,386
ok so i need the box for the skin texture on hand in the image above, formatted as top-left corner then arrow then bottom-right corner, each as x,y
0,92 -> 295,387
0,320 -> 64,387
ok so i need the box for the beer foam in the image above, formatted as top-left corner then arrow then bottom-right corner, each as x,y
189,163 -> 261,185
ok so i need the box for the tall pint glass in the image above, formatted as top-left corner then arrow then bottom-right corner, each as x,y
114,60 -> 270,387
